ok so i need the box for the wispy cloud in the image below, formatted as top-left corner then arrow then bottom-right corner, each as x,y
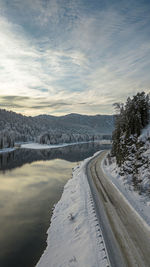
0,0 -> 150,115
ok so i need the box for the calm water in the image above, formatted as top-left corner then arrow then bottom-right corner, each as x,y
0,142 -> 110,267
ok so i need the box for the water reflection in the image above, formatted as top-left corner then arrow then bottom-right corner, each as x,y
0,142 -> 110,171
0,143 -> 110,267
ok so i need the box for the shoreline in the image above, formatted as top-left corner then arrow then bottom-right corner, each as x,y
0,147 -> 16,154
21,140 -> 111,150
0,140 -> 111,154
36,151 -> 109,267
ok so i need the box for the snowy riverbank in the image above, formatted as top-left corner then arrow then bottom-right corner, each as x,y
0,140 -> 111,153
36,152 -> 110,267
21,140 -> 111,150
0,147 -> 16,154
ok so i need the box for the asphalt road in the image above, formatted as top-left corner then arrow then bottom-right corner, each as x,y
87,151 -> 150,267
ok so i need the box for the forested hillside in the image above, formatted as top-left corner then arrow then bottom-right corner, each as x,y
0,109 -> 114,149
107,92 -> 150,194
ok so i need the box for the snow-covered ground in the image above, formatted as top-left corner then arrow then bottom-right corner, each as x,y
21,141 -> 90,150
36,152 -> 110,267
102,157 -> 150,228
21,140 -> 111,150
102,125 -> 150,227
36,142 -> 150,267
0,147 -> 16,154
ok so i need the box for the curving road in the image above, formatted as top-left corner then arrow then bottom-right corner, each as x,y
87,151 -> 150,267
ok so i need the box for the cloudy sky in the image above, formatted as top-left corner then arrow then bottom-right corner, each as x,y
0,0 -> 150,116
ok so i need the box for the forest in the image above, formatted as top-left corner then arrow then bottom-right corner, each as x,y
110,92 -> 150,192
0,110 -> 113,149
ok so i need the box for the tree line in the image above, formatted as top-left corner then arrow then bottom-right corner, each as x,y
111,91 -> 150,192
111,92 -> 149,166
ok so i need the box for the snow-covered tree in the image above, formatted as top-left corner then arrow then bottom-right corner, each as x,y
111,92 -> 150,191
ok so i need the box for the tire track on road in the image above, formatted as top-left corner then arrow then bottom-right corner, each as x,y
87,151 -> 150,267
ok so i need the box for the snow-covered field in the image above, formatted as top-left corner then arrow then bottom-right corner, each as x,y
21,140 -> 111,150
102,157 -> 150,228
36,152 -> 110,267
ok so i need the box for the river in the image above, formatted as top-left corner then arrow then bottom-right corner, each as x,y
0,142 -> 110,267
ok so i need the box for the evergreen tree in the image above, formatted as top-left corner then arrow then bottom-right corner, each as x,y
112,92 -> 149,167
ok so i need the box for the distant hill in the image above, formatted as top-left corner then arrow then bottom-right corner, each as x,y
0,109 -> 114,148
35,113 -> 114,134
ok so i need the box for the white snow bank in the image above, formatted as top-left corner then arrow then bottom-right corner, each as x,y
139,124 -> 150,142
21,140 -> 111,150
21,142 -> 90,149
36,152 -> 110,267
102,157 -> 150,228
0,147 -> 16,154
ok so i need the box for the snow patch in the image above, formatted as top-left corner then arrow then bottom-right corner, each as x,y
36,152 -> 110,267
139,124 -> 150,142
0,147 -> 16,154
21,140 -> 111,150
21,142 -> 90,149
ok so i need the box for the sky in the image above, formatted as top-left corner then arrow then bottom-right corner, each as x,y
0,0 -> 150,116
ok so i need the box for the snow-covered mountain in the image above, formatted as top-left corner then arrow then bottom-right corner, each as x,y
0,109 -> 114,148
35,113 -> 114,134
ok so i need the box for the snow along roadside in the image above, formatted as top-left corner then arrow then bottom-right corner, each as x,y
102,156 -> 150,229
36,152 -> 110,267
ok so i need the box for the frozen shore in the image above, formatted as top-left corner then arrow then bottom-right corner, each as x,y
0,147 -> 16,154
36,152 -> 110,267
21,140 -> 111,150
